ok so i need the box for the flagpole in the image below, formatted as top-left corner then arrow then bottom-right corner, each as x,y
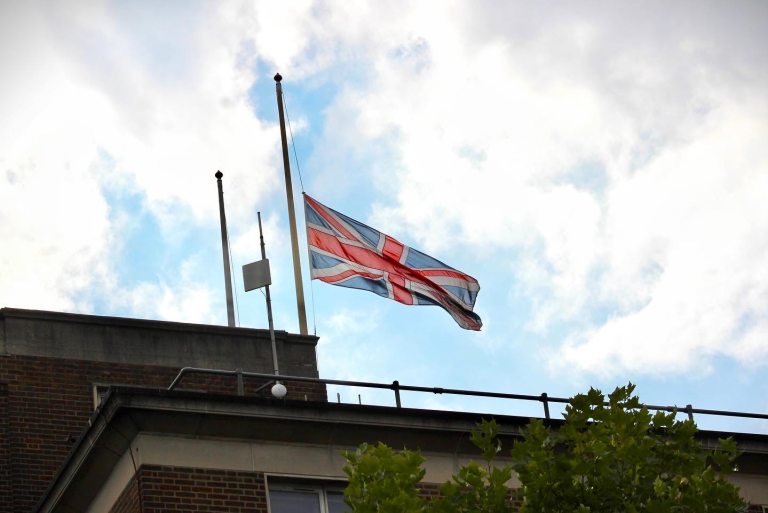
215,170 -> 236,327
274,73 -> 309,335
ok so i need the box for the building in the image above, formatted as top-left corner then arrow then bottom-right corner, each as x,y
1,307 -> 766,512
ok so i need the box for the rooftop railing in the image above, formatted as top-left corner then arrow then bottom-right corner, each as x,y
168,367 -> 768,423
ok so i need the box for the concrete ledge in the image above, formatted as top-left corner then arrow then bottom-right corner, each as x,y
0,307 -> 319,376
0,307 -> 318,341
35,387 -> 768,513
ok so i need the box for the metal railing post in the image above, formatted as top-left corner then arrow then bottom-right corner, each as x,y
393,380 -> 402,408
686,404 -> 694,421
541,393 -> 550,420
236,368 -> 244,396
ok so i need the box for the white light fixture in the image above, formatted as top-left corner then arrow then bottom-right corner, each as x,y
271,382 -> 287,398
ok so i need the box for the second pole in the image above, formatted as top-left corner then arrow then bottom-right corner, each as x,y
274,73 -> 309,335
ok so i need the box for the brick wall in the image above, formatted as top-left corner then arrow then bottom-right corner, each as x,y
109,470 -> 519,513
0,353 -> 325,513
109,475 -> 140,513
108,467 -> 456,513
110,472 -> 766,513
418,483 -> 524,510
110,465 -> 268,513
0,383 -> 12,511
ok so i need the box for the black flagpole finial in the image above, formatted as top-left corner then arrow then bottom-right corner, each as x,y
274,73 -> 282,83
215,170 -> 223,180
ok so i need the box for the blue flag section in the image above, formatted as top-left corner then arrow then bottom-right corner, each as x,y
304,194 -> 482,331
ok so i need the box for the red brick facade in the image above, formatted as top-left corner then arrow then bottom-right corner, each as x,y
105,470 -> 768,513
109,475 -> 140,513
418,483 -> 524,510
109,466 -> 267,513
1,383 -> 12,512
0,353 -> 325,512
107,469 -> 525,513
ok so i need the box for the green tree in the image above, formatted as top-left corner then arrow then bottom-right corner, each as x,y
342,442 -> 427,513
342,384 -> 748,513
431,418 -> 516,513
510,383 -> 746,513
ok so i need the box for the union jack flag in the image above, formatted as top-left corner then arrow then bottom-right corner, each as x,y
304,194 -> 482,331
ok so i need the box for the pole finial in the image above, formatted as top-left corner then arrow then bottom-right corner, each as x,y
215,170 -> 223,180
274,73 -> 282,83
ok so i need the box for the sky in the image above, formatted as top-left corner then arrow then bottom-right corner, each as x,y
1,0 -> 767,434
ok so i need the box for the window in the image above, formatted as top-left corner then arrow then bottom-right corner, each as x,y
268,481 -> 350,513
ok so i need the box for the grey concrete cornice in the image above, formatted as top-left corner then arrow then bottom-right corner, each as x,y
34,386 -> 768,513
0,307 -> 318,344
33,387 -> 527,513
0,307 -> 320,375
0,311 -> 6,355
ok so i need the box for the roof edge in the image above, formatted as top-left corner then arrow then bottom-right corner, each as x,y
0,307 -> 319,344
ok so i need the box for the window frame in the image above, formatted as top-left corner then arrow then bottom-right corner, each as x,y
266,475 -> 348,513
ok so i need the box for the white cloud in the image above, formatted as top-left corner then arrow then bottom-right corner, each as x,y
0,2 -> 114,312
270,1 -> 768,379
120,280 -> 217,325
0,148 -> 113,312
45,1 -> 282,228
555,102 -> 768,377
100,251 -> 218,324
0,1 -> 283,318
3,0 -> 767,383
